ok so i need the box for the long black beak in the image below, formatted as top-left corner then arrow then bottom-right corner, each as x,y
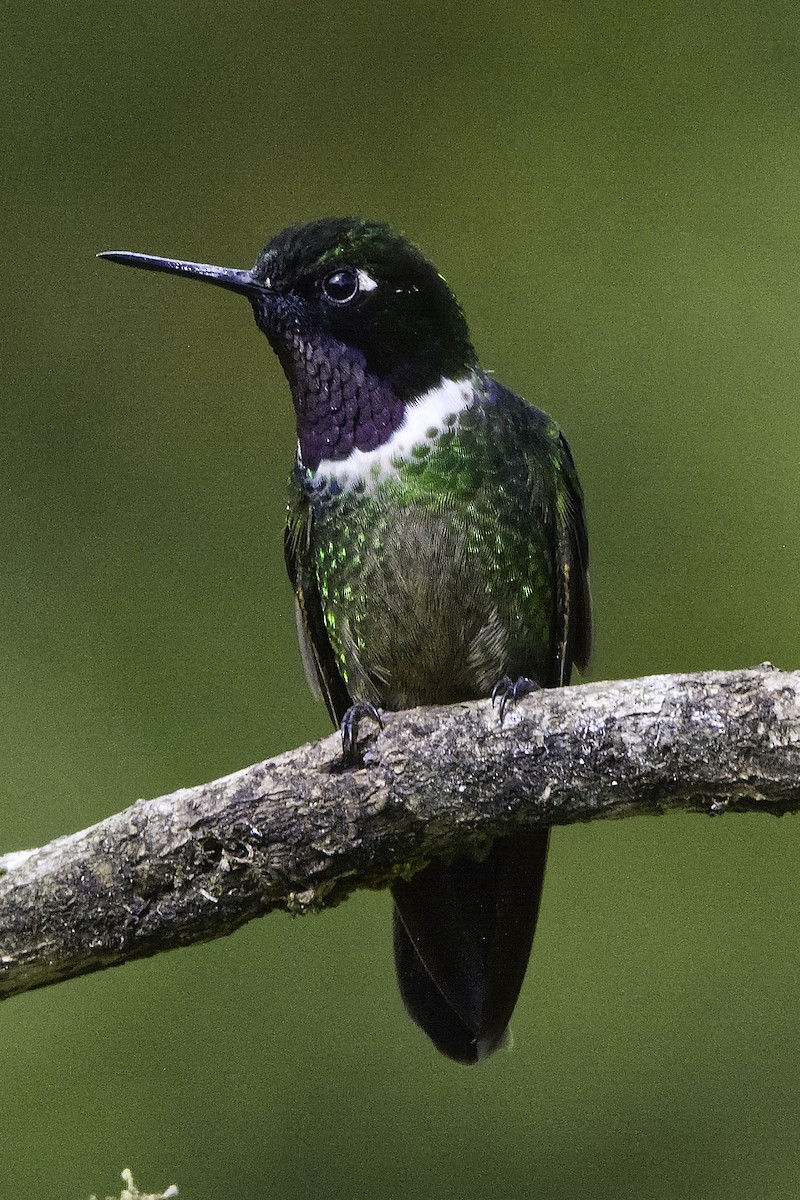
97,251 -> 258,296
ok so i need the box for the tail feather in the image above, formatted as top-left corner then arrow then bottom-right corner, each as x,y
391,831 -> 550,1064
393,915 -> 503,1064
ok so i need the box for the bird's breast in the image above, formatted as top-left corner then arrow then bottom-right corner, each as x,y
313,486 -> 555,709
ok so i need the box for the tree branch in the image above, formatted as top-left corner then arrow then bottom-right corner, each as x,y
2,667 -> 798,1002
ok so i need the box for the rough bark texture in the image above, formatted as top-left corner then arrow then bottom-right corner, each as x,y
1,667 -> 798,1001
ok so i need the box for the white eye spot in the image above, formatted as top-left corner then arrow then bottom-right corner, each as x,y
356,268 -> 378,292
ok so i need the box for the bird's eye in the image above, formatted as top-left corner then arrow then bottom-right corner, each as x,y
322,267 -> 360,305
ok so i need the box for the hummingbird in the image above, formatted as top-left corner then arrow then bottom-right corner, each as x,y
99,218 -> 591,1064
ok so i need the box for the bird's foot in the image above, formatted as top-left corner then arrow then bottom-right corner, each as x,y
340,700 -> 384,764
491,675 -> 541,723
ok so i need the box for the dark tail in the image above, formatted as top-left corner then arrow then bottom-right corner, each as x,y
391,830 -> 550,1064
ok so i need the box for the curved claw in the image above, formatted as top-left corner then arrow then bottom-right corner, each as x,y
491,675 -> 541,723
340,700 -> 384,763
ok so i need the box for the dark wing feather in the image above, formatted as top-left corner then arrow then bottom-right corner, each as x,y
284,496 -> 352,725
553,432 -> 592,684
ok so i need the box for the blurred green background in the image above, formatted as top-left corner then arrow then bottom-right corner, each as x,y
2,1 -> 800,1197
